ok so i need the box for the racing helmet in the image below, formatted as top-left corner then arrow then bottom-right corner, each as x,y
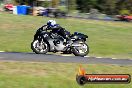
47,20 -> 56,28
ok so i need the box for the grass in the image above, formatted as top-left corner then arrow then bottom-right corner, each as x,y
0,13 -> 132,88
0,61 -> 131,88
0,13 -> 132,59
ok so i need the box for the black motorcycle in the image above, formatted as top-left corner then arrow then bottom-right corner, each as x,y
31,25 -> 89,56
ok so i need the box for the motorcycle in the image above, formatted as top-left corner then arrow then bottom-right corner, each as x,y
31,25 -> 89,57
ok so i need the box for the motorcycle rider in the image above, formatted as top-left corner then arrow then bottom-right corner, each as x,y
46,20 -> 71,45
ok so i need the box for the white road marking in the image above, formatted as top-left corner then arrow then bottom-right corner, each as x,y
60,54 -> 73,56
0,51 -> 5,52
112,58 -> 117,59
96,57 -> 103,58
84,56 -> 90,57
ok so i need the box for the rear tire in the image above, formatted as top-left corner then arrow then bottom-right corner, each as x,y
72,42 -> 89,57
31,40 -> 49,54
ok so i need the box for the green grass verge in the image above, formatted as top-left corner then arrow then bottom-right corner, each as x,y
0,13 -> 132,59
0,61 -> 132,88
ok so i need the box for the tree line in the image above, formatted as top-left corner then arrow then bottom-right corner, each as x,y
76,0 -> 132,15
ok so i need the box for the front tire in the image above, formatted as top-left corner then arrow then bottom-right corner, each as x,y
72,42 -> 89,57
31,40 -> 49,54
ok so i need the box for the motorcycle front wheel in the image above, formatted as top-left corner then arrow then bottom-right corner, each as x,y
31,40 -> 49,54
72,42 -> 89,57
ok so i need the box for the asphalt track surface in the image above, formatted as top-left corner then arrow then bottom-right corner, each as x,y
0,52 -> 132,65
